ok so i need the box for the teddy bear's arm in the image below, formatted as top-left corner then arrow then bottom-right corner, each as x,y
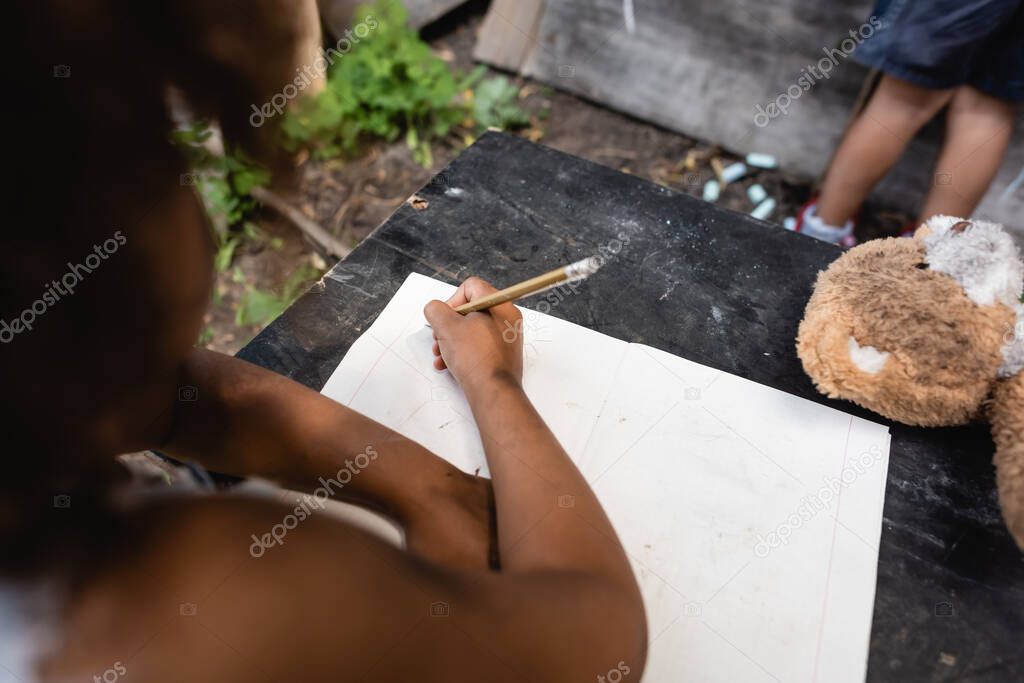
991,371 -> 1024,550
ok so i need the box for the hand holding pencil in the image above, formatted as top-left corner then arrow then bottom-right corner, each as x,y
424,277 -> 526,388
424,256 -> 603,387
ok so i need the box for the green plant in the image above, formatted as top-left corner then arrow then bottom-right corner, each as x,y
471,75 -> 530,133
197,325 -> 215,346
283,0 -> 527,166
235,264 -> 322,328
172,122 -> 272,269
284,0 -> 474,165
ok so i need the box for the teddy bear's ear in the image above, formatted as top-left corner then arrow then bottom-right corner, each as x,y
913,216 -> 972,240
991,371 -> 1024,550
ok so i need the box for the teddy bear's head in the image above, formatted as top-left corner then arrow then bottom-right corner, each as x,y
798,216 -> 1024,427
797,216 -> 1024,549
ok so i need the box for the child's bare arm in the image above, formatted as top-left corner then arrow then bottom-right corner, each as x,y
160,348 -> 495,568
46,279 -> 645,681
425,277 -> 648,660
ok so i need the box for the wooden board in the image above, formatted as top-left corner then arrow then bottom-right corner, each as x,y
474,0 -> 1024,240
473,0 -> 545,71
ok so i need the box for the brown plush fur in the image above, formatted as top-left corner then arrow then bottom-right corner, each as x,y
992,372 -> 1024,546
798,237 -> 1012,426
797,232 -> 1024,550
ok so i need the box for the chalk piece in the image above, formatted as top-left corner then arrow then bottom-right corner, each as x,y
746,153 -> 778,169
783,216 -> 797,231
702,180 -> 720,202
721,162 -> 747,184
751,198 -> 776,220
747,184 -> 767,204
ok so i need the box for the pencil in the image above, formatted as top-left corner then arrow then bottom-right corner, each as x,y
455,256 -> 603,315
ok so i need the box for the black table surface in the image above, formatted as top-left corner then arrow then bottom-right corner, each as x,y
239,132 -> 1023,682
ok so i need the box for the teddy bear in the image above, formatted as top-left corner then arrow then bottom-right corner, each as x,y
796,215 -> 1024,550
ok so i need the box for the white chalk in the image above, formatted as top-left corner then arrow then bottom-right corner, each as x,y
702,180 -> 720,202
783,216 -> 797,231
746,153 -> 778,169
747,184 -> 767,204
721,162 -> 747,184
751,198 -> 776,220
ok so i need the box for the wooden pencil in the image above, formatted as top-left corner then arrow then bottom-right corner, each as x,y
455,256 -> 602,315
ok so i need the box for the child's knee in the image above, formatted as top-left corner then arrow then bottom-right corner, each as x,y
872,75 -> 952,128
949,86 -> 1016,121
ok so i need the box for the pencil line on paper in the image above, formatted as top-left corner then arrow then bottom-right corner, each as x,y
591,400 -> 681,484
345,335 -> 391,406
812,416 -> 855,683
705,559 -> 752,605
650,616 -> 681,645
576,345 -> 632,469
702,622 -> 783,683
828,513 -> 878,554
701,406 -> 806,487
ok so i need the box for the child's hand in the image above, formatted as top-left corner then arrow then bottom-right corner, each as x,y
424,277 -> 524,392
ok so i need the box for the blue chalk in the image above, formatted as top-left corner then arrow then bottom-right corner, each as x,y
751,198 -> 777,221
702,180 -> 721,202
746,153 -> 778,169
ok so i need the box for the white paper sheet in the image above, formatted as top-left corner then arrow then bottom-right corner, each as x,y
322,273 -> 891,683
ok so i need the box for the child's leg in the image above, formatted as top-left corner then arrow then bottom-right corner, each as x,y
816,75 -> 953,227
918,85 -> 1018,223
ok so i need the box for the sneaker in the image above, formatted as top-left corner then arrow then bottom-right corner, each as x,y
794,198 -> 857,248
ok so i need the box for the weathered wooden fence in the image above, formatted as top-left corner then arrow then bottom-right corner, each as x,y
474,0 -> 1024,239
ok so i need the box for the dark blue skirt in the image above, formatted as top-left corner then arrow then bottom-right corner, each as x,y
854,0 -> 1024,101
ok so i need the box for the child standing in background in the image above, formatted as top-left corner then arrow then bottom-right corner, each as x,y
797,0 -> 1023,246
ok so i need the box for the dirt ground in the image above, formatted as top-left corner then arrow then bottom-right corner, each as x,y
203,3 -> 912,355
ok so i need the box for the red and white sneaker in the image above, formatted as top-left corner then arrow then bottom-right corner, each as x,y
898,222 -> 918,238
793,198 -> 857,248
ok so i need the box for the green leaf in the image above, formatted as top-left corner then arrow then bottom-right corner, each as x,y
172,119 -> 271,251
235,265 -> 322,329
458,65 -> 488,91
197,326 -> 215,346
471,76 -> 529,133
235,289 -> 287,328
215,236 -> 240,272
